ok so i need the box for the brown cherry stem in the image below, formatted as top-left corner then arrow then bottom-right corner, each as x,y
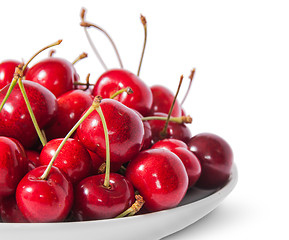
110,87 -> 133,99
180,68 -> 195,106
160,75 -> 184,138
39,96 -> 102,180
72,52 -> 88,65
137,15 -> 147,77
73,73 -> 95,91
142,115 -> 192,124
49,50 -> 56,57
115,195 -> 145,218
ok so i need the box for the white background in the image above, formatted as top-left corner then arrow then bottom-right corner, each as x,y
1,0 -> 289,239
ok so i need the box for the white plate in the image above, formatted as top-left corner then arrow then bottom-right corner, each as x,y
0,164 -> 238,240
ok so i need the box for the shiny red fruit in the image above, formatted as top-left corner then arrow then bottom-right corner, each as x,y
0,60 -> 22,89
92,69 -> 153,116
126,149 -> 188,212
187,133 -> 233,189
0,80 -> 58,148
16,166 -> 73,223
25,57 -> 79,98
73,173 -> 135,220
77,99 -> 144,164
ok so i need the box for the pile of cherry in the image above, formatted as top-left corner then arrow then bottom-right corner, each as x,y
0,11 -> 233,223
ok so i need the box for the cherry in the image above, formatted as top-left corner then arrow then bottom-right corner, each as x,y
150,85 -> 182,117
0,60 -> 24,89
25,57 -> 79,98
151,139 -> 201,188
147,112 -> 192,144
126,149 -> 188,212
39,138 -> 92,184
187,133 -> 233,189
26,150 -> 40,171
73,173 -> 135,220
0,137 -> 28,198
92,69 -> 153,116
16,166 -> 73,222
77,98 -> 144,164
45,89 -> 93,140
0,195 -> 28,223
0,80 -> 58,148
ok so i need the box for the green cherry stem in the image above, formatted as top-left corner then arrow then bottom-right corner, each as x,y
110,87 -> 133,99
160,75 -> 184,138
72,52 -> 88,65
142,115 -> 192,124
115,195 -> 145,218
137,15 -> 147,77
180,68 -> 195,106
39,96 -> 101,180
95,104 -> 111,188
18,79 -> 47,146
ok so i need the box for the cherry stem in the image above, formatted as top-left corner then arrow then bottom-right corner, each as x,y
80,12 -> 123,68
49,50 -> 56,57
95,105 -> 111,188
180,68 -> 195,106
115,195 -> 145,218
72,52 -> 88,65
110,87 -> 133,99
137,15 -> 147,77
160,75 -> 184,138
142,115 -> 192,124
39,96 -> 102,180
0,40 -> 62,113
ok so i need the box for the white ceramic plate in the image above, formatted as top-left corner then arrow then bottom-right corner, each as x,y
0,164 -> 238,240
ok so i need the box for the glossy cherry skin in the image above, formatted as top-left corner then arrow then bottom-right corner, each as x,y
77,99 -> 144,164
26,150 -> 40,171
0,80 -> 58,148
150,85 -> 182,117
45,89 -> 93,140
92,69 -> 153,116
147,112 -> 192,145
0,137 -> 28,198
0,60 -> 22,89
25,57 -> 79,98
16,166 -> 73,223
0,195 -> 28,223
39,138 -> 92,184
151,139 -> 201,188
73,173 -> 135,220
187,133 -> 233,189
126,149 -> 188,212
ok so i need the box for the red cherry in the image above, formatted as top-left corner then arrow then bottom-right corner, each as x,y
151,138 -> 188,150
26,150 -> 40,171
0,80 -> 58,148
0,137 -> 28,198
45,89 -> 93,140
77,99 -> 144,164
25,57 -> 79,98
125,149 -> 188,212
73,173 -> 135,220
16,166 -> 73,223
0,195 -> 28,223
187,133 -> 233,189
92,69 -> 153,116
150,85 -> 182,117
147,112 -> 192,144
0,60 -> 23,89
39,138 -> 92,184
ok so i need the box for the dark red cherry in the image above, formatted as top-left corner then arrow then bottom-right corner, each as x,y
39,138 -> 92,184
25,57 -> 79,98
0,60 -> 23,89
0,80 -> 58,148
187,133 -> 233,189
147,112 -> 192,145
126,149 -> 188,212
26,150 -> 40,171
77,99 -> 144,164
0,195 -> 28,223
16,166 -> 73,223
45,89 -> 93,140
150,85 -> 182,117
73,173 -> 135,220
0,137 -> 28,198
92,69 -> 153,116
